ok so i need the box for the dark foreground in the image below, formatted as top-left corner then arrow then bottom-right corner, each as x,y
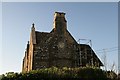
0,67 -> 119,80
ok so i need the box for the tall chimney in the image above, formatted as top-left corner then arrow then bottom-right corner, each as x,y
53,12 -> 67,35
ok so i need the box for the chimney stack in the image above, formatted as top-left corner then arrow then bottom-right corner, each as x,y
53,12 -> 67,35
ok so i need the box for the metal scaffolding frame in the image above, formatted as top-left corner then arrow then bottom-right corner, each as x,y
77,39 -> 93,67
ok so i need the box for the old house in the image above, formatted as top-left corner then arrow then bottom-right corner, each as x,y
22,12 -> 103,72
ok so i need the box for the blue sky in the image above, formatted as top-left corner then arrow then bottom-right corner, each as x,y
0,0 -> 120,2
1,2 -> 118,74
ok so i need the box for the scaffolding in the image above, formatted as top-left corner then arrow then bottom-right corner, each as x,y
77,39 -> 82,67
77,39 -> 93,67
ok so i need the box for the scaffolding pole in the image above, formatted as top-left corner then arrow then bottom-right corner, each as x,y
78,39 -> 93,67
77,39 -> 82,67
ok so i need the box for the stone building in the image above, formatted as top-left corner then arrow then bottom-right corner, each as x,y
22,12 -> 103,72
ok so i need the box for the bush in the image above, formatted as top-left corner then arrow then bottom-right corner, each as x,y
106,71 -> 118,80
1,67 -> 117,80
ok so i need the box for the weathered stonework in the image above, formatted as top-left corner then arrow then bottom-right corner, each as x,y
22,12 -> 103,73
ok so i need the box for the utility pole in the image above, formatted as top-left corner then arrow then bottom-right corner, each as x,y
103,49 -> 107,71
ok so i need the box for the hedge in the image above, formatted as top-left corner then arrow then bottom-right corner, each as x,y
1,66 -> 118,80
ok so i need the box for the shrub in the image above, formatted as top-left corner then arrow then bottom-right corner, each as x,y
1,67 -> 117,80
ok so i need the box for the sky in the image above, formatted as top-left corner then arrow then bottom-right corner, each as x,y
0,2 -> 118,74
0,0 -> 120,2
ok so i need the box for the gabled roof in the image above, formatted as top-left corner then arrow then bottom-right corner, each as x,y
35,29 -> 103,66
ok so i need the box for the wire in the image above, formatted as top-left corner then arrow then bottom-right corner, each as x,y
96,49 -> 118,53
95,48 -> 119,54
95,46 -> 118,52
